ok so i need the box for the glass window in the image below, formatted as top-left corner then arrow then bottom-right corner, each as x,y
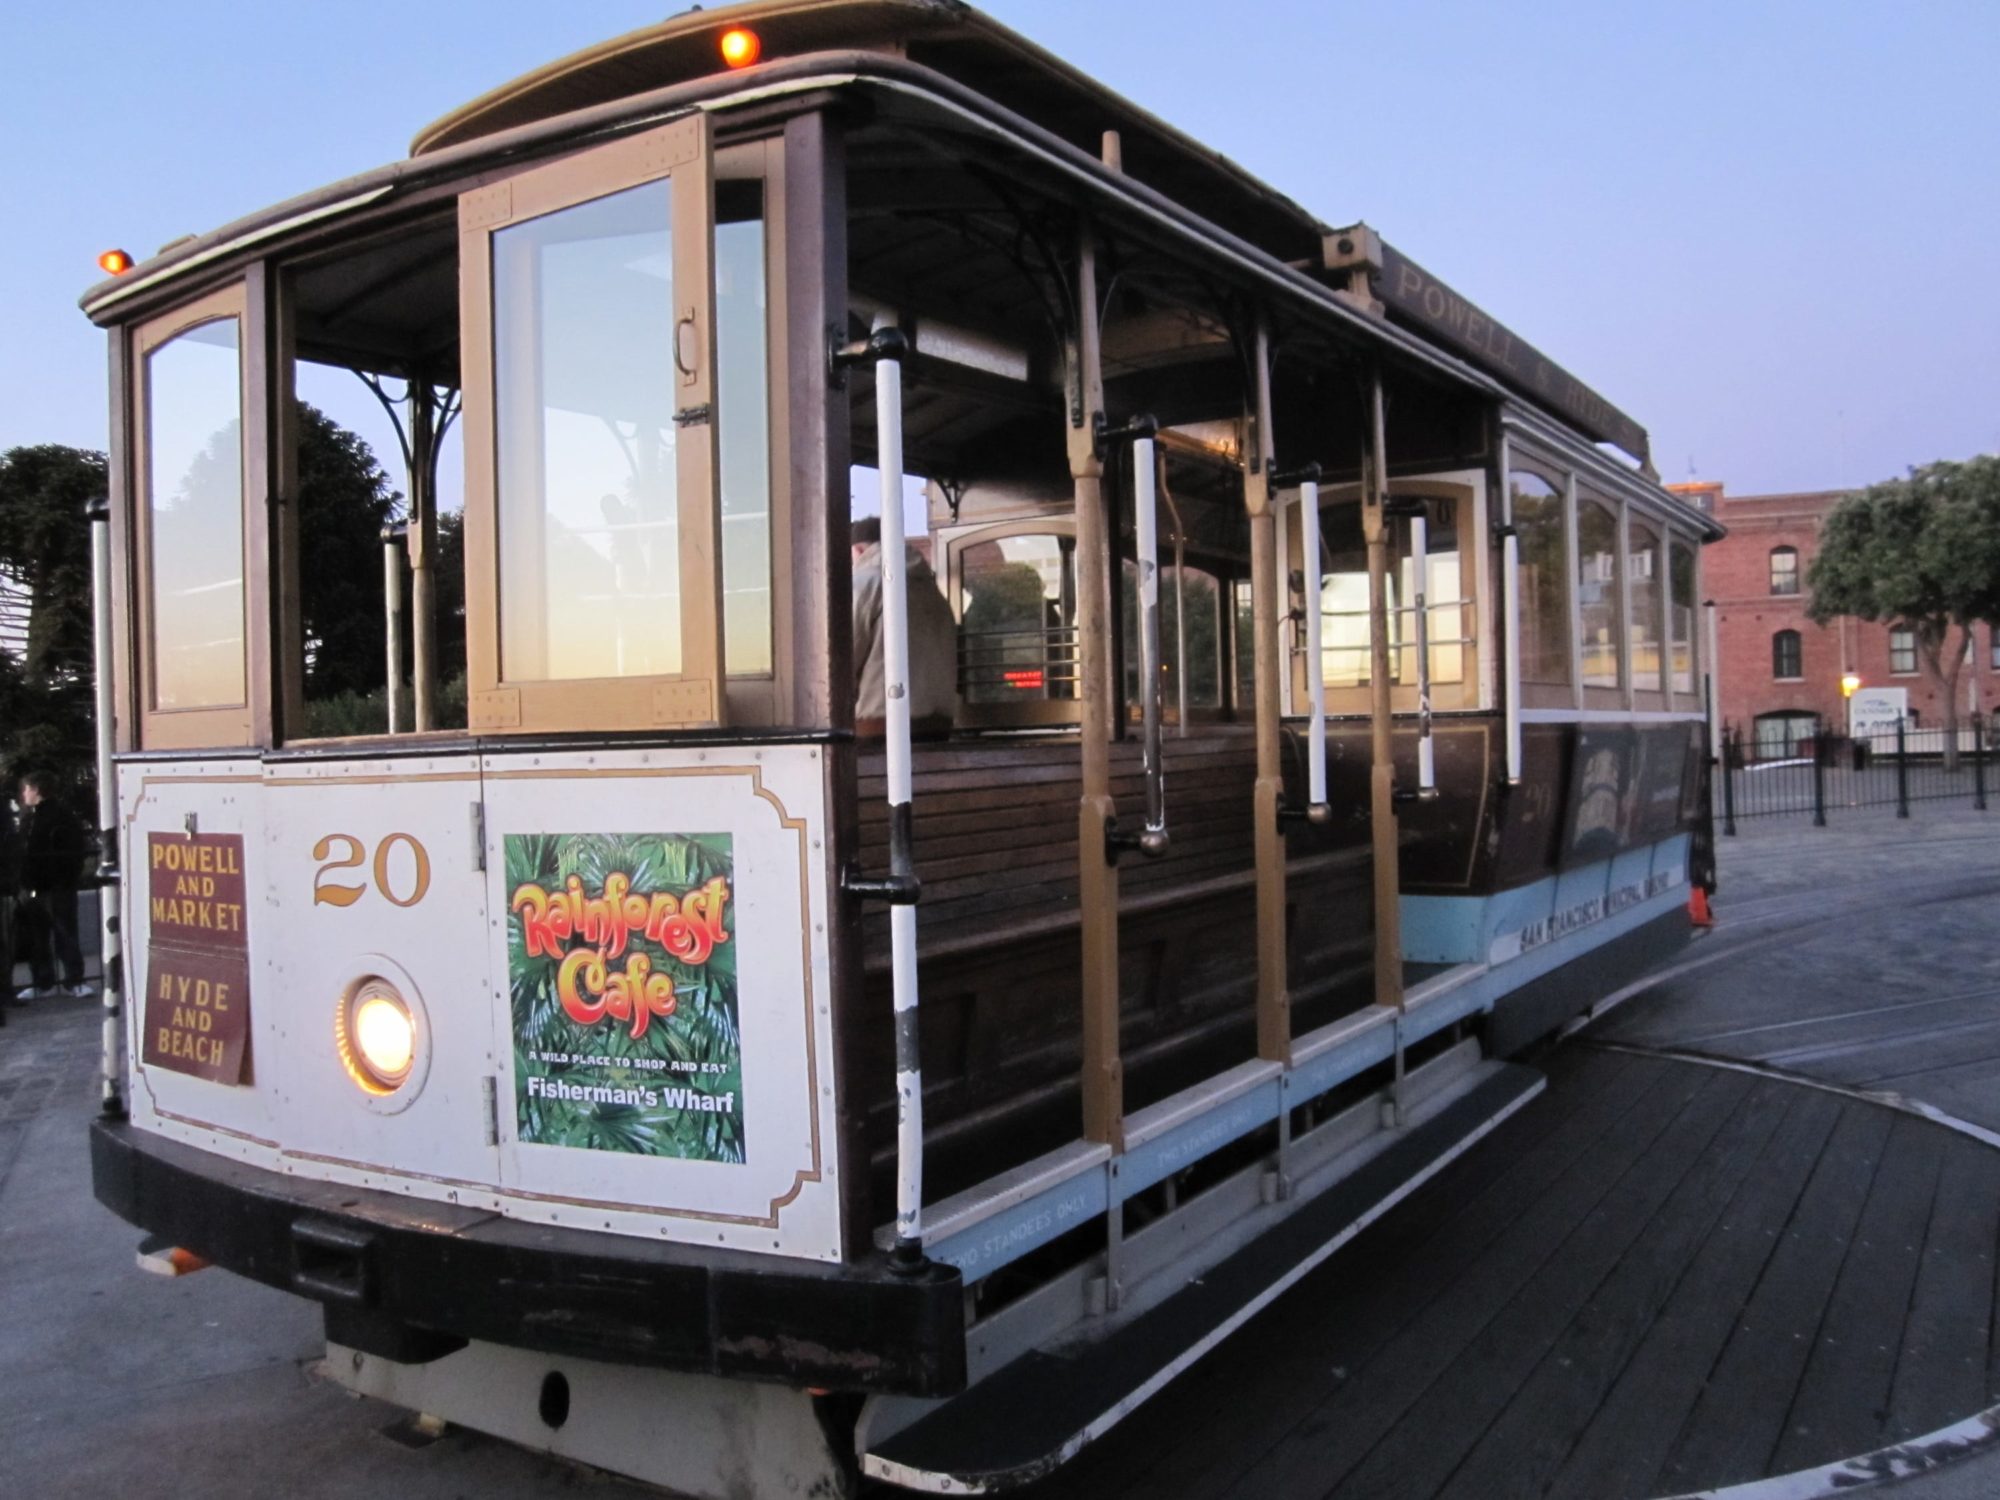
715,185 -> 770,676
1233,577 -> 1255,708
1124,563 -> 1221,710
1890,625 -> 1917,675
1769,546 -> 1799,596
1511,473 -> 1569,686
1628,521 -> 1663,693
957,532 -> 1078,704
1313,495 -> 1465,689
1669,542 -> 1696,695
1772,629 -> 1802,679
146,318 -> 246,710
1576,498 -> 1621,690
494,181 -> 682,682
1990,629 -> 1999,672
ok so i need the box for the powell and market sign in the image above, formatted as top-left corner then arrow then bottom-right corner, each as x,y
1324,226 -> 1653,469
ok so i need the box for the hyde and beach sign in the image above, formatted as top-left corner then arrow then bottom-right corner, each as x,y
142,832 -> 253,1084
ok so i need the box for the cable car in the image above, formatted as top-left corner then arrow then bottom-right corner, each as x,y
81,3 -> 1722,1494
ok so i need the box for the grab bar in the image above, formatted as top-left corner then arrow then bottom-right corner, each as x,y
1384,496 -> 1439,799
1100,414 -> 1169,859
833,323 -> 926,1272
1273,464 -> 1330,823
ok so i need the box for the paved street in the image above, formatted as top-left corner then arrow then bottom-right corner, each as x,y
3,812 -> 1997,1498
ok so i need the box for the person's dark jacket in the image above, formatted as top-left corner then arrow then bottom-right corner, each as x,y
19,798 -> 86,893
0,806 -> 20,896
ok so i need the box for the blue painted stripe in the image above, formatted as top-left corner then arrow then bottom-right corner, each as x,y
1118,1080 -> 1283,1201
1286,1020 -> 1398,1105
926,1169 -> 1110,1276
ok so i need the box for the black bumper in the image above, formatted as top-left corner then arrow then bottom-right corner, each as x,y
90,1119 -> 964,1396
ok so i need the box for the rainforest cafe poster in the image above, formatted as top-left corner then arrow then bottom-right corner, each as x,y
505,832 -> 745,1163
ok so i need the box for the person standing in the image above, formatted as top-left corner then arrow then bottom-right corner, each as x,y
0,797 -> 20,1020
18,774 -> 89,999
851,517 -> 959,739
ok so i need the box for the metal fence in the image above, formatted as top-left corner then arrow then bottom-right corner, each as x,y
1718,715 -> 1991,830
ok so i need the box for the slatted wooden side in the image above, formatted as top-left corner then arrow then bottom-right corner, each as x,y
850,728 -> 1377,1207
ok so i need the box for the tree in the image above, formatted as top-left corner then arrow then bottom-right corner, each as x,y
1806,456 -> 2000,770
0,406 -> 403,790
0,445 -> 105,799
296,401 -> 402,700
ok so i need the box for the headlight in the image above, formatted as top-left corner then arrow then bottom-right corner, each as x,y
337,978 -> 417,1094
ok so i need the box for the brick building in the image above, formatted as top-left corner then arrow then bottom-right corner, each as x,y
1668,482 -> 1994,758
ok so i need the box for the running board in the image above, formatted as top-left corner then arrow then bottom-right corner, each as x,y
863,1062 -> 1545,1492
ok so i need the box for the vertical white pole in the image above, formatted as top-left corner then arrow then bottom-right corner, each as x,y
1502,530 -> 1522,783
1299,479 -> 1327,809
383,529 -> 404,735
1134,437 -> 1165,835
1410,508 -> 1435,793
874,341 -> 924,1262
88,500 -> 124,1117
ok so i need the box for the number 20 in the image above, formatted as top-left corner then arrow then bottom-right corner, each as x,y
313,833 -> 432,908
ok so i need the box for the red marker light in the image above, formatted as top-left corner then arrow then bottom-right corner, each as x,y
719,27 -> 762,68
98,248 -> 134,276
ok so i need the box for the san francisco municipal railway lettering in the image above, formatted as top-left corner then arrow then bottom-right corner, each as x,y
506,834 -> 746,1163
142,831 -> 253,1085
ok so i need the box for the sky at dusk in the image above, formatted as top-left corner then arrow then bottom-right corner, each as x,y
2,0 -> 1995,499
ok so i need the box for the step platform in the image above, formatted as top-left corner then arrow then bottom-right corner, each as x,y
864,1061 -> 1545,1492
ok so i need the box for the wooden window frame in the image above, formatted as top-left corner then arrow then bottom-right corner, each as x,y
130,282 -> 261,751
1628,516 -> 1667,709
1508,462 -> 1575,710
945,518 -> 1083,729
1666,535 -> 1699,709
1295,476 -> 1487,717
459,114 -> 726,734
1576,489 -> 1624,710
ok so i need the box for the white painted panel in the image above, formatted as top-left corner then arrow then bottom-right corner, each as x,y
122,758 -> 277,1156
480,743 -> 842,1261
257,754 -> 499,1194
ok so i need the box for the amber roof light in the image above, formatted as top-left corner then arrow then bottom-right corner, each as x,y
97,249 -> 134,276
719,27 -> 762,68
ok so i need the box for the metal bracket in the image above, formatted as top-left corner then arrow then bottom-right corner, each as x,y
1276,799 -> 1332,831
1105,816 -> 1169,864
1269,462 -> 1322,490
1381,496 -> 1428,520
842,865 -> 921,906
1092,411 -> 1158,458
830,324 -> 909,389
671,403 -> 713,428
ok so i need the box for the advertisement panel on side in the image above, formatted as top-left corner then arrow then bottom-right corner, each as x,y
504,831 -> 746,1164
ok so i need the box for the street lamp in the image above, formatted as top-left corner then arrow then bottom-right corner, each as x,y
1840,672 -> 1861,698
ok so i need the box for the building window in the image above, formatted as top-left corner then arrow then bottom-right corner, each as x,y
1769,546 -> 1799,596
1772,629 -> 1802,680
1990,628 -> 1999,672
1890,625 -> 1917,675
